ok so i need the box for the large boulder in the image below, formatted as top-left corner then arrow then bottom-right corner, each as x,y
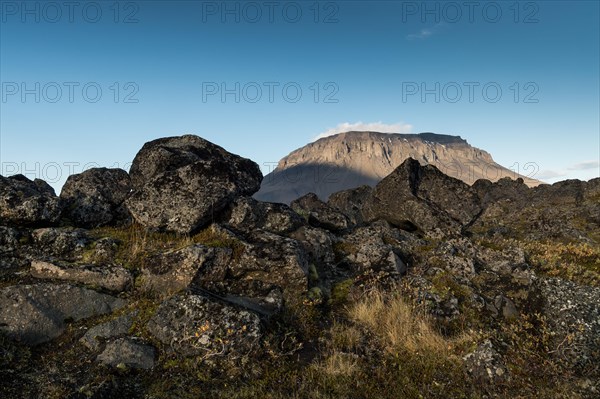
472,177 -> 530,206
0,175 -> 62,226
60,168 -> 132,228
0,283 -> 126,345
361,158 -> 481,234
337,222 -> 408,277
126,135 -> 263,234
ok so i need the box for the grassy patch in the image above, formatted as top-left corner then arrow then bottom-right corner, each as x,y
91,224 -> 245,271
523,241 -> 600,287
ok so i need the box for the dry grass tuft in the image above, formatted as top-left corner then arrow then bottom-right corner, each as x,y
348,289 -> 473,356
314,351 -> 359,377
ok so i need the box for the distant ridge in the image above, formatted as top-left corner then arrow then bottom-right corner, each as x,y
255,131 -> 541,204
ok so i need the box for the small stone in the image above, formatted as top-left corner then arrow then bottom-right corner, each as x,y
97,338 -> 155,369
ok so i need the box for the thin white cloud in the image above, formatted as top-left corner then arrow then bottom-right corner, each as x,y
312,121 -> 413,142
407,23 -> 446,40
407,29 -> 433,40
568,160 -> 599,171
536,170 -> 566,180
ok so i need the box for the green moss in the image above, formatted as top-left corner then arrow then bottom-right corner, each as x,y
308,264 -> 319,283
329,278 -> 354,308
293,207 -> 311,222
476,238 -> 508,252
128,299 -> 161,341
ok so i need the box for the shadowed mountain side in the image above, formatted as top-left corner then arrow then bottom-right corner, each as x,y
254,131 -> 541,204
254,163 -> 379,205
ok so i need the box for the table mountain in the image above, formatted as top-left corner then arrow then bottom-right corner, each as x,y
255,131 -> 540,204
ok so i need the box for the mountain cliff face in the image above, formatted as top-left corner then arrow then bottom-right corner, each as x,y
255,131 -> 540,204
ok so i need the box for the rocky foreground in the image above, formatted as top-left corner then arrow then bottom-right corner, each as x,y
1,135 -> 599,398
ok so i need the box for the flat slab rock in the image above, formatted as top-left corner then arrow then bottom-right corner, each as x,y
97,337 -> 155,369
80,311 -> 137,351
0,283 -> 126,345
30,260 -> 132,292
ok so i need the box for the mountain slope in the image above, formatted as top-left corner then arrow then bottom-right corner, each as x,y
255,131 -> 540,204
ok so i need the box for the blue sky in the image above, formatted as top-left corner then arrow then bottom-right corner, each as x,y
1,0 -> 599,191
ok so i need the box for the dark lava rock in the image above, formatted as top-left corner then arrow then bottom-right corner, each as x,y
60,167 -> 132,228
0,175 -> 62,226
361,158 -> 481,234
126,135 -> 263,234
192,227 -> 308,314
139,243 -> 230,298
31,227 -> 92,262
225,196 -> 304,235
469,178 -> 600,242
327,185 -> 373,226
146,293 -> 261,358
288,226 -> 336,268
291,192 -> 350,232
472,177 -> 530,206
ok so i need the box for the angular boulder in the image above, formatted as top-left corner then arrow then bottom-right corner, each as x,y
60,168 -> 132,228
327,185 -> 373,226
126,135 -> 263,234
31,227 -> 92,262
338,223 -> 408,277
472,177 -> 530,206
361,158 -> 481,233
0,175 -> 62,226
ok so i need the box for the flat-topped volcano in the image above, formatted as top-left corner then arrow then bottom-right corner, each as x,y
255,131 -> 540,204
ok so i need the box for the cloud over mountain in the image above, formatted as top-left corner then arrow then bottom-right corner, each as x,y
312,121 -> 413,141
